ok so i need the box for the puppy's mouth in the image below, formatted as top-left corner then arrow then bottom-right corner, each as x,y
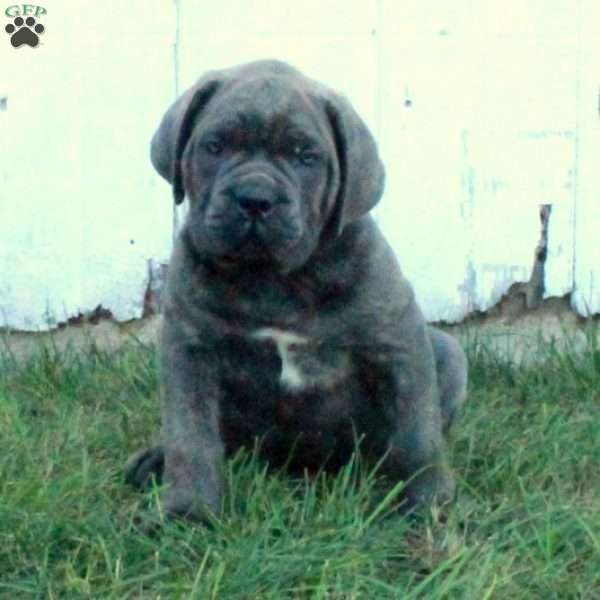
207,213 -> 270,241
204,216 -> 282,263
234,222 -> 274,256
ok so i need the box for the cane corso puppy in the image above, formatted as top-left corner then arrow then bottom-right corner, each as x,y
126,60 -> 467,521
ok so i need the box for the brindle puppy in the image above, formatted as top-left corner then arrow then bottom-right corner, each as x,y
126,60 -> 467,521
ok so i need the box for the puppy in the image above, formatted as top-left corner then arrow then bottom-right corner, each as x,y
126,60 -> 467,521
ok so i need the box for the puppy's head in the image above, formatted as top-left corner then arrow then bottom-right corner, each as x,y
151,60 -> 385,271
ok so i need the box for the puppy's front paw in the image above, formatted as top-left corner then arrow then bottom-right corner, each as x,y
126,447 -> 220,531
404,465 -> 455,509
160,483 -> 220,525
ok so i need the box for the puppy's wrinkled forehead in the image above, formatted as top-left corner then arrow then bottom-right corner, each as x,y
202,74 -> 326,144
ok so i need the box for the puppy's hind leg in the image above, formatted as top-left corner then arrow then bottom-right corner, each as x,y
428,327 -> 468,434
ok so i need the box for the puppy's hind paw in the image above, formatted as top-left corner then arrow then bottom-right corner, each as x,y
124,446 -> 165,490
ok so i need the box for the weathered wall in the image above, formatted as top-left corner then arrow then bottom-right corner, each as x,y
0,2 -> 174,329
1,0 -> 599,331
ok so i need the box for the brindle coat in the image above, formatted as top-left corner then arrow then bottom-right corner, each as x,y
125,60 -> 467,521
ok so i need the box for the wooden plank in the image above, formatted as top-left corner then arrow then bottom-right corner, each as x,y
572,0 -> 600,315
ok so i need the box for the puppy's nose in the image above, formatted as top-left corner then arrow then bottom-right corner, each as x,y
238,196 -> 273,218
232,184 -> 275,219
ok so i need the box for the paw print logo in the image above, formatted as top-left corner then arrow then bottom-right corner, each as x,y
5,16 -> 45,48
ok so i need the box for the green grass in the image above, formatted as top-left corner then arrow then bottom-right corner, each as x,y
1,329 -> 600,599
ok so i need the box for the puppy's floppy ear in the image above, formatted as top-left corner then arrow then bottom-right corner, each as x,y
324,94 -> 385,236
150,77 -> 220,204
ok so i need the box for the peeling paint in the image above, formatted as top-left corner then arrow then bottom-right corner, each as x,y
452,204 -> 561,323
526,204 -> 552,309
56,305 -> 114,329
142,260 -> 169,317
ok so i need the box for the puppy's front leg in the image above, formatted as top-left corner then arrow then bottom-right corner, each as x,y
159,338 -> 224,522
385,375 -> 455,509
370,330 -> 455,509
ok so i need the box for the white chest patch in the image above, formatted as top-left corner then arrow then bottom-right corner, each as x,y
251,327 -> 309,391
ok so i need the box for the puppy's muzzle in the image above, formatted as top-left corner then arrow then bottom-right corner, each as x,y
227,173 -> 281,220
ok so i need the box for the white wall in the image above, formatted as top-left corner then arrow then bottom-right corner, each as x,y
0,1 -> 175,328
1,0 -> 599,330
573,0 -> 600,316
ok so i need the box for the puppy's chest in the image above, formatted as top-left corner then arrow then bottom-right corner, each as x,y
225,327 -> 353,394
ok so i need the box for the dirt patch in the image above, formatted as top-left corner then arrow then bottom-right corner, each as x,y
442,294 -> 598,364
2,294 -> 598,366
1,315 -> 161,362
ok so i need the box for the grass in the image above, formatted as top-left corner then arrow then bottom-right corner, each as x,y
1,328 -> 599,598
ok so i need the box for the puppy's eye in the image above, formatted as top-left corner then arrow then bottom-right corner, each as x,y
204,140 -> 223,155
292,145 -> 320,166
